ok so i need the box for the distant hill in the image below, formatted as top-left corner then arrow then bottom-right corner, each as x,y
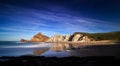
74,31 -> 120,41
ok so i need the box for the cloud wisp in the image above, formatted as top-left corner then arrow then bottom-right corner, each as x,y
0,4 -> 120,40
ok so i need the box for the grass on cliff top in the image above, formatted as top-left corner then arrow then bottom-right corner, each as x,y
74,31 -> 120,41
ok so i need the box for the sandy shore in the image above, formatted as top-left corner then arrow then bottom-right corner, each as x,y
46,40 -> 120,46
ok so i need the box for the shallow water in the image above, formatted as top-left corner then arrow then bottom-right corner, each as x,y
0,41 -> 120,58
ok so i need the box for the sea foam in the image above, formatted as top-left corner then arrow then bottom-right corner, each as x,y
0,44 -> 51,48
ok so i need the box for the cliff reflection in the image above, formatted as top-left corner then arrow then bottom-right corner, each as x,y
50,43 -> 80,52
33,48 -> 49,56
32,43 -> 120,57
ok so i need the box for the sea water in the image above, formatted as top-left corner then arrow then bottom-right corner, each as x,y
0,41 -> 51,57
0,41 -> 120,58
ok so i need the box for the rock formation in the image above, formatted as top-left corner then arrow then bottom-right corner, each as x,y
20,32 -> 94,42
47,33 -> 94,42
64,34 -> 71,41
72,34 -> 83,42
81,36 -> 91,42
20,32 -> 49,42
30,33 -> 49,42
20,39 -> 27,42
47,34 -> 64,42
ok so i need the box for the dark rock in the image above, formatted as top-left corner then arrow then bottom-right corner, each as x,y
20,39 -> 27,42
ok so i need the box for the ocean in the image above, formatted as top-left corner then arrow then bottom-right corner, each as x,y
0,41 -> 120,58
0,41 -> 51,57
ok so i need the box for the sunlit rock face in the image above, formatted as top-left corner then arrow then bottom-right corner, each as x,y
47,33 -> 93,42
30,33 -> 49,42
81,36 -> 91,42
64,34 -> 71,41
47,35 -> 64,42
72,34 -> 83,42
20,32 -> 49,42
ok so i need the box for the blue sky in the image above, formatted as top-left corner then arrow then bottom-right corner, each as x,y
0,0 -> 120,41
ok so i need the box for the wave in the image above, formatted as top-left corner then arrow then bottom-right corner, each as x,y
15,42 -> 26,43
0,44 -> 51,48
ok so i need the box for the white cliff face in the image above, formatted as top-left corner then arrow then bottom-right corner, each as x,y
64,34 -> 71,41
57,35 -> 65,41
47,33 -> 93,42
50,43 -> 71,51
47,35 -> 64,42
81,36 -> 91,42
72,34 -> 83,42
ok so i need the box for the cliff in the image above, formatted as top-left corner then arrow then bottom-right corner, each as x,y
20,31 -> 120,42
20,32 -> 49,42
74,31 -> 120,41
47,33 -> 94,42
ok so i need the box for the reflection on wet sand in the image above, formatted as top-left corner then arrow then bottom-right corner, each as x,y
33,43 -> 120,58
50,43 -> 73,51
33,48 -> 49,56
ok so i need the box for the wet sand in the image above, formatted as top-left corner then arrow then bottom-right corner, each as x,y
46,41 -> 120,46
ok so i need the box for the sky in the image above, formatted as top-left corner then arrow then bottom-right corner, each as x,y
0,0 -> 120,41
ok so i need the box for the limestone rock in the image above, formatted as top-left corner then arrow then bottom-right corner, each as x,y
47,33 -> 93,42
51,43 -> 71,51
64,34 -> 71,41
81,36 -> 91,42
47,35 -> 64,42
72,34 -> 83,42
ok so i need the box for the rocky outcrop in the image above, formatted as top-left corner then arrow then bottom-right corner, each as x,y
64,34 -> 71,41
20,39 -> 27,42
47,33 -> 94,42
72,34 -> 83,42
20,32 -> 94,42
81,36 -> 91,42
20,32 -> 49,42
47,35 -> 64,42
30,33 -> 49,42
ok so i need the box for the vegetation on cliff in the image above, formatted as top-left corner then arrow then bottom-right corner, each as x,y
74,31 -> 120,41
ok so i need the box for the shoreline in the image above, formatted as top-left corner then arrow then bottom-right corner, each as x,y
45,40 -> 120,46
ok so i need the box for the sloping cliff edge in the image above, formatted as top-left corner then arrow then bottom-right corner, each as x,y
20,32 -> 49,42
